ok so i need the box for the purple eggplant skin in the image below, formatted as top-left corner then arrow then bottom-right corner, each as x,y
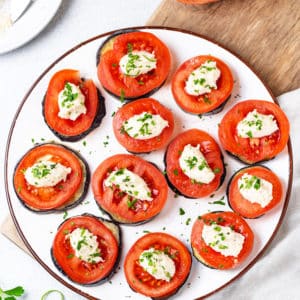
96,29 -> 167,102
163,148 -> 227,199
42,86 -> 106,142
13,142 -> 90,213
51,213 -> 122,286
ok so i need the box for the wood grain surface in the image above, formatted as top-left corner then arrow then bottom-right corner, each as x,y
147,0 -> 300,96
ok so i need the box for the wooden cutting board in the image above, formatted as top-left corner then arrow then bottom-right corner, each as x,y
147,0 -> 300,96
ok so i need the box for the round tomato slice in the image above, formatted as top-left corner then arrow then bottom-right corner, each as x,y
13,143 -> 89,212
51,214 -> 120,285
97,31 -> 171,100
113,98 -> 174,153
227,165 -> 283,218
165,129 -> 225,198
218,100 -> 290,164
43,69 -> 105,142
171,55 -> 233,115
92,154 -> 168,224
191,211 -> 254,269
124,232 -> 191,299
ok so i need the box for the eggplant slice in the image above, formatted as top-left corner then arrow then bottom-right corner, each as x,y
51,213 -> 122,286
13,143 -> 90,213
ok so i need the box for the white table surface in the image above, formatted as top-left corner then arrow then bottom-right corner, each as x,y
0,1 -> 160,299
1,1 -> 299,300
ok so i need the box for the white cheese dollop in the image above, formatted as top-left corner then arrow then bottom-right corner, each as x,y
104,168 -> 153,201
185,60 -> 221,96
68,228 -> 104,263
179,144 -> 215,184
122,112 -> 169,140
202,224 -> 245,257
238,173 -> 273,207
24,158 -> 71,187
139,248 -> 175,282
237,109 -> 279,138
119,50 -> 157,77
58,82 -> 86,121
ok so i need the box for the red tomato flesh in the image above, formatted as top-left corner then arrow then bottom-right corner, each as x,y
124,232 -> 191,299
191,211 -> 254,269
13,143 -> 87,211
43,69 -> 104,141
227,165 -> 283,218
171,55 -> 233,114
97,31 -> 171,99
113,98 -> 174,153
218,100 -> 290,164
165,129 -> 225,198
92,154 -> 168,224
52,214 -> 120,285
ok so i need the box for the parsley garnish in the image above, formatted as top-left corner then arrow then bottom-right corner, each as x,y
61,82 -> 78,108
179,208 -> 185,215
185,156 -> 198,169
0,286 -> 25,299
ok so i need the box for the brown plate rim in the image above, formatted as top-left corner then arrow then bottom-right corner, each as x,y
4,25 -> 293,300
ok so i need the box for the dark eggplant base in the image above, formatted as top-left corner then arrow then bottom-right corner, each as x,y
163,150 -> 226,199
42,87 -> 106,142
225,150 -> 275,165
13,143 -> 90,213
226,165 -> 268,219
51,213 -> 122,286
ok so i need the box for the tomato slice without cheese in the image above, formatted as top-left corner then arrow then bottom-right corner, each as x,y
191,211 -> 254,269
43,69 -> 105,141
113,98 -> 174,153
218,100 -> 290,164
165,129 -> 225,198
51,214 -> 120,285
124,232 -> 191,299
92,154 -> 168,224
97,31 -> 171,100
172,55 -> 233,115
227,165 -> 283,218
13,143 -> 89,211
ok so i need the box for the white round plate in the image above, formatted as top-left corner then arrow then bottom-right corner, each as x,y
5,27 -> 292,300
0,0 -> 62,55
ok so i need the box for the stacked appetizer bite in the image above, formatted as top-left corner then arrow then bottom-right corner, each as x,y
218,100 -> 290,164
43,69 -> 106,141
124,232 -> 191,299
92,154 -> 168,224
172,55 -> 233,115
227,165 -> 283,218
165,129 -> 225,198
191,211 -> 254,269
13,143 -> 89,212
97,31 -> 171,100
113,98 -> 174,153
51,214 -> 121,285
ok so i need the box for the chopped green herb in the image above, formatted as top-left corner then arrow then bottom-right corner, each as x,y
179,208 -> 185,215
120,89 -> 126,103
63,211 -> 68,219
173,169 -> 179,176
185,218 -> 191,225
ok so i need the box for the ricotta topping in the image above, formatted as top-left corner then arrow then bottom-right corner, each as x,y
58,82 -> 86,121
139,248 -> 175,282
104,168 -> 153,201
202,224 -> 245,257
185,60 -> 221,96
24,157 -> 71,187
237,109 -> 279,138
238,173 -> 273,207
179,144 -> 215,184
119,50 -> 157,77
122,112 -> 169,140
68,228 -> 104,263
